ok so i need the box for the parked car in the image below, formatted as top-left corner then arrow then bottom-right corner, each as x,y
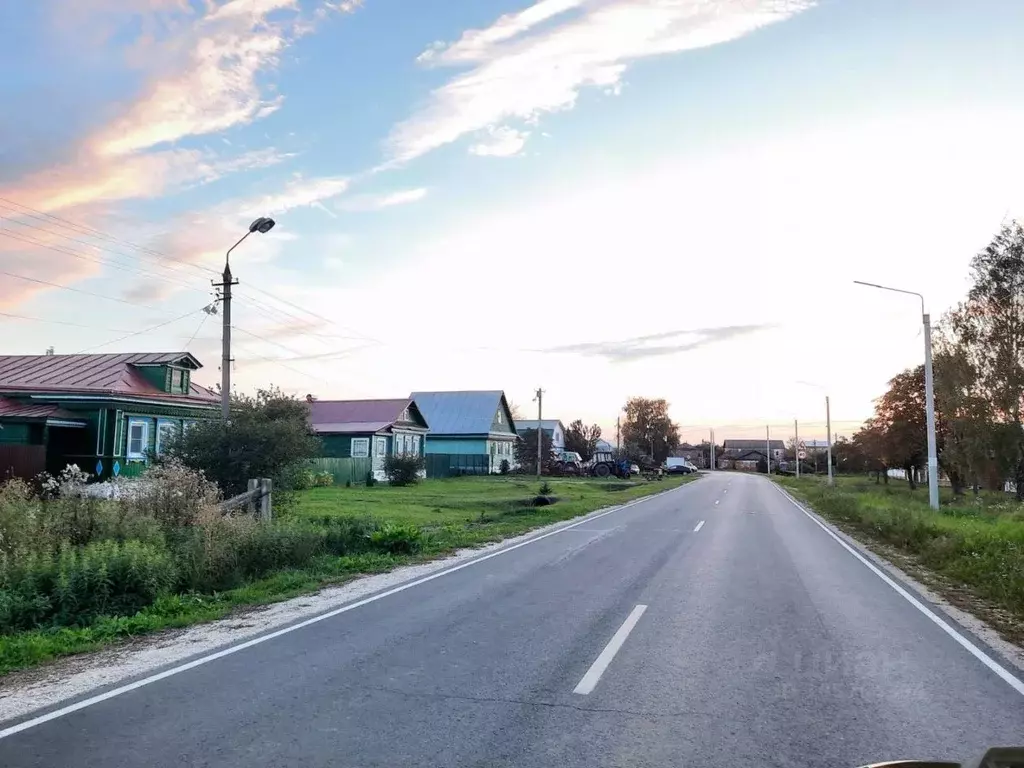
665,457 -> 698,475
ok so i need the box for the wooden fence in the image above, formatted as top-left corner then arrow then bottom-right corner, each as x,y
218,478 -> 273,521
0,445 -> 46,481
424,453 -> 492,479
309,457 -> 373,485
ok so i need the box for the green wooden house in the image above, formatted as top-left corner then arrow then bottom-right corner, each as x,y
0,352 -> 218,480
308,398 -> 430,482
410,390 -> 519,474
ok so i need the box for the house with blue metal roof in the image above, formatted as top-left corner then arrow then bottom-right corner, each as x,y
515,419 -> 565,453
409,390 -> 519,474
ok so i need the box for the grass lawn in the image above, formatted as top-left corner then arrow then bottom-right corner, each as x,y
289,474 -> 699,552
0,474 -> 697,676
773,474 -> 1024,642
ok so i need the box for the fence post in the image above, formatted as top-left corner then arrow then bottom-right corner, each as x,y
247,478 -> 259,517
259,478 -> 273,522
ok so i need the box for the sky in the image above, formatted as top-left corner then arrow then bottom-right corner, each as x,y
1,0 -> 1023,445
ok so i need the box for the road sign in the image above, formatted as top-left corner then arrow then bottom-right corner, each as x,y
798,441 -> 806,451
798,450 -> 807,459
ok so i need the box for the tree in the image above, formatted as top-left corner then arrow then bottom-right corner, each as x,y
515,429 -> 552,475
620,397 -> 680,465
564,420 -> 602,461
508,400 -> 524,422
944,222 -> 1024,498
873,366 -> 927,489
851,418 -> 891,484
167,387 -> 321,496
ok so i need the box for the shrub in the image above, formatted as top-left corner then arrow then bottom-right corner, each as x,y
384,455 -> 425,487
368,523 -> 423,555
313,471 -> 334,488
539,480 -> 553,495
118,460 -> 220,532
0,540 -> 175,631
499,459 -> 511,475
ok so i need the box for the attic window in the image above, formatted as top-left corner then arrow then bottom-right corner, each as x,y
402,408 -> 410,422
496,411 -> 503,425
171,369 -> 183,392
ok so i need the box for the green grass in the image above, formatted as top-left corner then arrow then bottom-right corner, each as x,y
773,474 -> 1024,632
0,474 -> 697,675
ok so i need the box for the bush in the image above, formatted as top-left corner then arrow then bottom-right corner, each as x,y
368,523 -> 423,555
383,455 -> 425,487
499,459 -> 511,475
166,387 -> 322,496
539,480 -> 553,495
313,471 -> 334,488
0,540 -> 176,631
118,460 -> 221,532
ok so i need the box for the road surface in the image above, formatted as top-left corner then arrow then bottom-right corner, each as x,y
2,473 -> 1022,767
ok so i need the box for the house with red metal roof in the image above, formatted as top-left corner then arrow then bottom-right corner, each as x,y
307,397 -> 429,482
0,352 -> 218,480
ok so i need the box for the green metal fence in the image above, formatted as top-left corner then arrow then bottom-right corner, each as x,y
425,453 -> 492,479
309,457 -> 373,485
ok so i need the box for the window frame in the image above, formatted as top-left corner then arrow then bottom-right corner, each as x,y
170,368 -> 184,393
126,418 -> 150,460
374,437 -> 387,457
351,438 -> 370,458
155,419 -> 178,457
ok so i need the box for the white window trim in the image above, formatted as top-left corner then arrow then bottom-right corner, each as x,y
155,419 -> 178,456
126,419 -> 150,460
351,438 -> 370,458
375,437 -> 387,457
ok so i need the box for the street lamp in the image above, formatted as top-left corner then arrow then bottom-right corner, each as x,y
796,380 -> 834,487
853,280 -> 939,510
219,217 -> 277,420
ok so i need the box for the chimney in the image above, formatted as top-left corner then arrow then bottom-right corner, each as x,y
45,346 -> 55,356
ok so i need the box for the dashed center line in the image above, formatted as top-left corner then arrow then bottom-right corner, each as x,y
714,500 -> 720,505
694,520 -> 705,533
573,604 -> 648,695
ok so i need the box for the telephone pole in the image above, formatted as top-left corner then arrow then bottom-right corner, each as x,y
616,416 -> 621,454
709,428 -> 715,470
533,387 -> 545,477
794,419 -> 800,479
766,425 -> 771,475
216,217 -> 276,421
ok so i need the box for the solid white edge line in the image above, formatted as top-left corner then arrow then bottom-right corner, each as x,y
694,520 -> 705,533
771,482 -> 1024,697
0,484 -> 693,740
573,604 -> 648,695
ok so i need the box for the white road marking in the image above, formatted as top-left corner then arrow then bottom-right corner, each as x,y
573,604 -> 648,695
714,500 -> 720,505
694,520 -> 705,533
772,483 -> 1024,698
0,487 -> 693,740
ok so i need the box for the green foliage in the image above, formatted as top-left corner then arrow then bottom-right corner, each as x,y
166,386 -> 322,496
539,480 -> 553,495
0,541 -> 175,632
621,397 -> 680,464
367,523 -> 423,555
383,455 -> 425,487
499,459 -> 511,475
516,429 -> 552,475
564,420 -> 602,462
313,471 -> 334,488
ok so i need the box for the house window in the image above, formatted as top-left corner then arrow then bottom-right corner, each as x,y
127,419 -> 149,460
351,438 -> 369,458
170,369 -> 184,393
496,410 -> 503,425
155,419 -> 178,456
375,437 -> 386,457
401,408 -> 410,423
411,435 -> 420,455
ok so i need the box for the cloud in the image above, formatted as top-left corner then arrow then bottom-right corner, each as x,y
92,0 -> 297,158
234,176 -> 352,217
335,187 -> 428,212
542,325 -> 771,362
389,0 -> 814,162
469,127 -> 530,158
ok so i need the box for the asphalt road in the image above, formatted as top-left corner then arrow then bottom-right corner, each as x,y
2,473 -> 1023,768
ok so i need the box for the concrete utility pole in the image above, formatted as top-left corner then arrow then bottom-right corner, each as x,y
616,416 -> 621,454
710,428 -> 715,470
766,425 -> 771,475
533,387 -> 545,478
794,419 -> 800,479
826,395 -> 834,487
216,217 -> 276,421
854,280 -> 938,509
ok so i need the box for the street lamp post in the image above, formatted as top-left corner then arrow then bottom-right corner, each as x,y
219,217 -> 276,421
854,280 -> 939,510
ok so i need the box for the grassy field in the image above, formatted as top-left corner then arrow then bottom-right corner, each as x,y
773,474 -> 1024,641
0,474 -> 697,675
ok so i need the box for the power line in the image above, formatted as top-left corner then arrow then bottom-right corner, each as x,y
0,309 -> 135,333
75,307 -> 211,354
0,265 -> 156,309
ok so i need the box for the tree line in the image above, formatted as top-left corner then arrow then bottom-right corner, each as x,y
842,221 -> 1024,498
